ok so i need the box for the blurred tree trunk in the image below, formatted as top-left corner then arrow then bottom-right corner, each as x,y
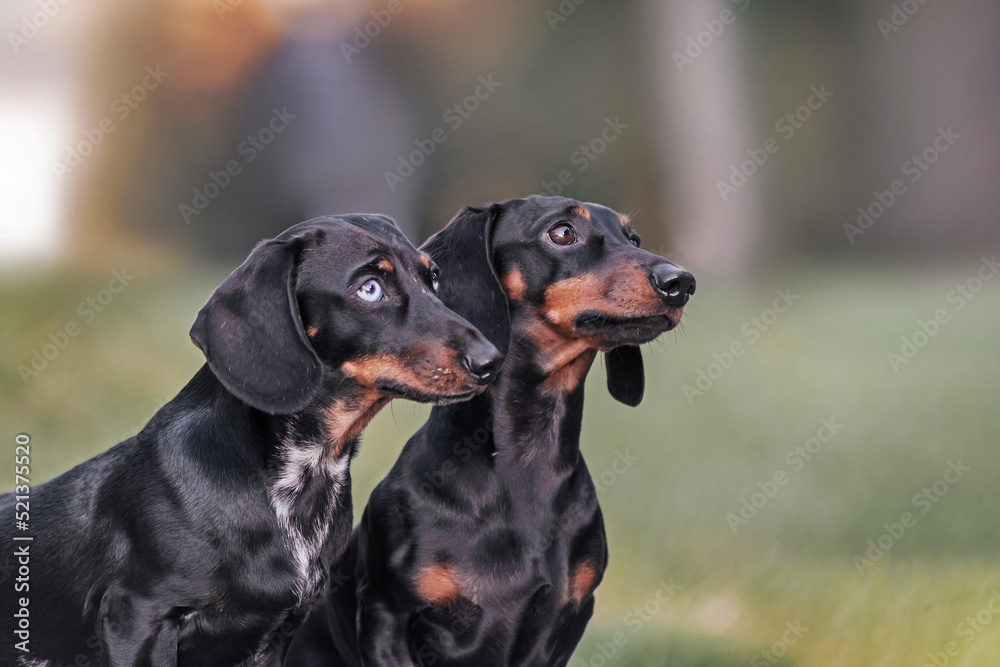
640,0 -> 763,275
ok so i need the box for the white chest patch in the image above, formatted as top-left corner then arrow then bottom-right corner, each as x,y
267,440 -> 349,602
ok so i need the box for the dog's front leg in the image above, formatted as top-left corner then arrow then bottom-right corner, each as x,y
100,592 -> 179,667
357,593 -> 418,667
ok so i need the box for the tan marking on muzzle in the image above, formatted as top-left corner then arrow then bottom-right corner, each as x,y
543,267 -> 673,329
541,273 -> 606,328
342,348 -> 482,399
306,325 -> 319,338
529,267 -> 682,386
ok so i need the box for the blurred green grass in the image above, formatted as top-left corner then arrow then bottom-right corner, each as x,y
2,260 -> 999,666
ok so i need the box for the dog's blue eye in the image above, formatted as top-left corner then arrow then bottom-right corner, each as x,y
357,279 -> 383,302
431,273 -> 440,292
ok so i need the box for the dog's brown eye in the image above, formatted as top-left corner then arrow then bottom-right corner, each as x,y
548,224 -> 576,246
629,236 -> 640,247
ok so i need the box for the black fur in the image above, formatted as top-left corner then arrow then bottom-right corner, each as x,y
0,214 -> 501,666
287,196 -> 694,666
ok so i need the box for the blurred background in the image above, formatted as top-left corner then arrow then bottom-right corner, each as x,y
2,0 -> 999,664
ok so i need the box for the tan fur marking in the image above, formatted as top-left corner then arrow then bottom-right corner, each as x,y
325,394 -> 389,458
342,355 -> 416,386
545,349 -> 597,395
420,255 -> 431,268
541,274 -> 606,327
415,563 -> 464,605
543,267 -> 676,329
342,349 -> 480,399
570,206 -> 591,220
618,214 -> 629,227
530,267 -> 683,390
377,259 -> 395,273
567,562 -> 598,606
306,325 -> 319,338
502,267 -> 526,301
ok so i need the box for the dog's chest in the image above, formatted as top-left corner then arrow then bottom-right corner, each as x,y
267,444 -> 349,604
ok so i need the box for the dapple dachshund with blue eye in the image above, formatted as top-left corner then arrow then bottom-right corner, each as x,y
0,214 -> 502,667
286,196 -> 694,666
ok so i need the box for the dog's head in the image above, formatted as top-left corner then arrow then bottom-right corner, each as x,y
191,215 -> 503,415
423,196 -> 694,406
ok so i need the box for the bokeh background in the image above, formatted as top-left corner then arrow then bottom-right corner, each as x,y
2,0 -> 999,664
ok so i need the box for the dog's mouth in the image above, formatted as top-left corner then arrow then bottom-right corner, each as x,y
373,378 -> 485,405
573,310 -> 682,346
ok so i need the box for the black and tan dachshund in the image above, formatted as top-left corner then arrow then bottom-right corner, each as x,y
0,215 -> 502,666
286,196 -> 694,666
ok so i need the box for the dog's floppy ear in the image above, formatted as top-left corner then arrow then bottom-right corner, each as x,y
422,205 -> 511,357
190,231 -> 323,414
606,345 -> 644,406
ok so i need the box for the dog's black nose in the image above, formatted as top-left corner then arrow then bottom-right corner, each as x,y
651,264 -> 696,308
463,339 -> 504,385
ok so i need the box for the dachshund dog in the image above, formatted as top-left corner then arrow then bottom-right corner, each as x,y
0,215 -> 502,666
286,196 -> 694,666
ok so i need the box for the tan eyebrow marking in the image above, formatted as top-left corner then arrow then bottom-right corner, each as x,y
570,206 -> 591,220
377,259 -> 395,273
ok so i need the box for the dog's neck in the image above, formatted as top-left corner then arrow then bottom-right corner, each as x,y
262,374 -> 388,604
488,318 -> 599,473
175,365 -> 385,462
277,376 -> 389,461
159,366 -> 387,605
